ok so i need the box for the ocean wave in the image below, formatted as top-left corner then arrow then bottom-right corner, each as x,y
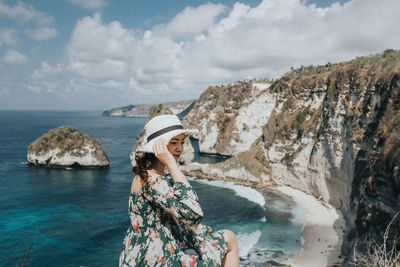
289,205 -> 310,229
267,195 -> 309,228
237,230 -> 262,259
189,178 -> 265,207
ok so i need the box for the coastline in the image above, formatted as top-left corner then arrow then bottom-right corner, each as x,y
182,165 -> 345,266
275,186 -> 345,267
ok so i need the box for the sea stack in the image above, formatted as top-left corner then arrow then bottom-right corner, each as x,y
27,126 -> 110,168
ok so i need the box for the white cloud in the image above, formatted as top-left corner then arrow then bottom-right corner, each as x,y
3,49 -> 27,64
31,61 -> 63,80
27,79 -> 59,94
65,13 -> 133,79
153,3 -> 226,39
0,1 -> 54,25
28,0 -> 400,108
0,28 -> 19,46
25,26 -> 59,40
67,0 -> 107,10
0,1 -> 58,41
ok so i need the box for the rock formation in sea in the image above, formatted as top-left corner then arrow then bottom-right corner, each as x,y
27,126 -> 109,168
103,100 -> 194,118
181,50 -> 400,265
129,104 -> 194,167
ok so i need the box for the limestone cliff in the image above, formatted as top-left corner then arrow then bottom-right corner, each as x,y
28,126 -> 109,168
182,81 -> 271,155
182,50 -> 400,264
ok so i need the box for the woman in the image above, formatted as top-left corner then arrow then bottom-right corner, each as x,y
119,115 -> 239,266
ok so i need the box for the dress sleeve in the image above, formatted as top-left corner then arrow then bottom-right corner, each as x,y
143,175 -> 203,225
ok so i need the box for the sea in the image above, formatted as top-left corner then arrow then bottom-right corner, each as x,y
0,110 -> 304,266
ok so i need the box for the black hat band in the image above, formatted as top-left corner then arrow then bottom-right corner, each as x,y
147,125 -> 183,142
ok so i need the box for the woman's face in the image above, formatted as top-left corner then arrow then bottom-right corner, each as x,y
167,133 -> 185,161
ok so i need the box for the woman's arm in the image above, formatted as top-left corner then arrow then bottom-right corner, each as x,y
143,175 -> 203,225
142,138 -> 202,225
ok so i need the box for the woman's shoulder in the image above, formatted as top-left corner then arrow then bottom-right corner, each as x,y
130,175 -> 145,194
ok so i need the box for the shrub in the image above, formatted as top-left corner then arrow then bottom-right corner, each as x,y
352,211 -> 400,267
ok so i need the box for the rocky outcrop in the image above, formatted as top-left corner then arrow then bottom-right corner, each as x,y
27,126 -> 109,168
103,100 -> 194,118
182,81 -> 271,155
182,50 -> 400,265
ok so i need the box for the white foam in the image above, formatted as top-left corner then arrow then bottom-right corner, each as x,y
20,161 -> 28,165
276,186 -> 339,225
266,193 -> 309,231
289,205 -> 311,229
237,230 -> 262,258
191,178 -> 265,207
259,216 -> 267,222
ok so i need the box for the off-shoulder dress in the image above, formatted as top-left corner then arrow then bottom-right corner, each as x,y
119,175 -> 228,266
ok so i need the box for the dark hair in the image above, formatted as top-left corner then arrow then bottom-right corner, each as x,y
133,152 -> 157,182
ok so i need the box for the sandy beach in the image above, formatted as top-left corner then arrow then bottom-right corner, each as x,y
275,186 -> 345,267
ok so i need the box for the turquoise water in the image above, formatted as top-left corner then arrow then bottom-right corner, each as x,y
189,137 -> 231,164
0,111 -> 303,266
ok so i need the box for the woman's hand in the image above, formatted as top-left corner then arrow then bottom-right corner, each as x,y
153,138 -> 176,167
153,138 -> 189,185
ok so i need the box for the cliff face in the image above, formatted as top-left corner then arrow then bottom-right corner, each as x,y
183,81 -> 271,155
182,50 -> 400,263
27,126 -> 109,168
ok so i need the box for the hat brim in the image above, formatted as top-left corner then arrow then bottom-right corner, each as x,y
138,129 -> 195,153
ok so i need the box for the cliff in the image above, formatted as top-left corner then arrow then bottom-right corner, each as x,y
27,126 -> 109,168
182,50 -> 400,265
103,100 -> 194,118
182,81 -> 272,155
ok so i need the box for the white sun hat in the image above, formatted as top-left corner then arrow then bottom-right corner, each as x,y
138,114 -> 195,153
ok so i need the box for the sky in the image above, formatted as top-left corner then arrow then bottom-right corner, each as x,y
0,0 -> 399,111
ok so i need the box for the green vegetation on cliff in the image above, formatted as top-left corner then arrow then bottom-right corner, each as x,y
28,126 -> 107,159
149,104 -> 173,120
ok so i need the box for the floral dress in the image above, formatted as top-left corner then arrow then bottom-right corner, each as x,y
119,175 -> 228,267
